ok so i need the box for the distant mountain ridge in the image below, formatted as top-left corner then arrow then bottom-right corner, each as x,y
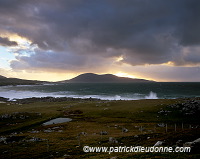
0,75 -> 46,86
0,73 -> 155,86
61,73 -> 155,83
0,75 -> 6,79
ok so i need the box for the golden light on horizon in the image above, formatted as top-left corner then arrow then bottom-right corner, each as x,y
114,72 -> 137,79
0,68 -> 76,82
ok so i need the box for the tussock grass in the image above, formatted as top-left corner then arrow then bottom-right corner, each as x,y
0,98 -> 199,158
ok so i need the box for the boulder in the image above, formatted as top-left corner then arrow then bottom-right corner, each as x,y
154,141 -> 164,147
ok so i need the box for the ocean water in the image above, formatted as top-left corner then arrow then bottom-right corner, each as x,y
0,83 -> 200,100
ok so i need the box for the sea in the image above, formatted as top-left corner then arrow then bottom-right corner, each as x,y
0,82 -> 200,101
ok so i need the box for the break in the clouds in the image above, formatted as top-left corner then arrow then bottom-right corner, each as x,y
0,0 -> 200,81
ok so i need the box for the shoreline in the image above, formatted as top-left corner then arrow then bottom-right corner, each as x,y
1,82 -> 200,101
1,95 -> 200,104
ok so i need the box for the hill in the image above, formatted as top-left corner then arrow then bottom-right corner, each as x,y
61,73 -> 155,83
0,75 -> 6,79
0,75 -> 47,86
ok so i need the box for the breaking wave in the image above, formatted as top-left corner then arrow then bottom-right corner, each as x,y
145,91 -> 158,99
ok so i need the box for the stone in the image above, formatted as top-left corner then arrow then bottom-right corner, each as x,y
109,137 -> 118,144
100,131 -> 108,135
154,141 -> 164,147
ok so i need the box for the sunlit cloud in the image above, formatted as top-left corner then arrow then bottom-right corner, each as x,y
115,56 -> 124,62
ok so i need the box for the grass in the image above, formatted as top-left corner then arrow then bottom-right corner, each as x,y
0,98 -> 199,158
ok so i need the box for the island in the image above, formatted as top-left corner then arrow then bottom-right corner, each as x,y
60,73 -> 155,83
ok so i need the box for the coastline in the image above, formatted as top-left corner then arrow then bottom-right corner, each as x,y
0,95 -> 200,103
1,82 -> 200,101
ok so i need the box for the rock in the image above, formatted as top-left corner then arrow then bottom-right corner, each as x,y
110,156 -> 117,159
30,130 -> 39,133
0,137 -> 7,144
27,137 -> 43,142
193,138 -> 200,143
51,126 -> 60,130
183,142 -> 193,147
157,123 -> 165,127
44,129 -> 54,133
14,97 -> 101,104
79,132 -> 87,136
183,138 -> 200,153
63,154 -> 70,157
100,131 -> 108,135
154,141 -> 164,147
122,128 -> 128,133
114,125 -> 118,128
109,137 -> 118,144
167,99 -> 200,116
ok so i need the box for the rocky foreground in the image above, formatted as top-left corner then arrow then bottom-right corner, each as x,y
158,97 -> 200,116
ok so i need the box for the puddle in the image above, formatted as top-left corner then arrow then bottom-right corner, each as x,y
42,118 -> 72,126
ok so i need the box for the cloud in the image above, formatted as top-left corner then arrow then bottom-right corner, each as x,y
0,37 -> 18,46
10,49 -> 113,73
122,65 -> 200,82
0,0 -> 200,81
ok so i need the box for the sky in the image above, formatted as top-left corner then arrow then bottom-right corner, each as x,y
0,0 -> 200,82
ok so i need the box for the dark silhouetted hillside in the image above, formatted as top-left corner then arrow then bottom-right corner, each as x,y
0,75 -> 47,86
0,75 -> 6,79
61,73 -> 155,83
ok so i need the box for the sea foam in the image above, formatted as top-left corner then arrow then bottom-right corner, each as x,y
145,91 -> 158,99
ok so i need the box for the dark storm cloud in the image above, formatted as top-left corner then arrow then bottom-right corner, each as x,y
0,37 -> 18,46
173,1 -> 200,46
1,0 -> 200,69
